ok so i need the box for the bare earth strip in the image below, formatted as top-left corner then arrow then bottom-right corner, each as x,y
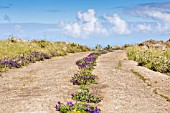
0,52 -> 91,113
91,50 -> 170,113
0,50 -> 170,113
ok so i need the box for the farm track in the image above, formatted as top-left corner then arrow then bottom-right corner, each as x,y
0,50 -> 170,113
0,52 -> 91,113
92,50 -> 170,113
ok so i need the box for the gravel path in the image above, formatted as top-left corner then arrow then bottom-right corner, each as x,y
91,50 -> 170,113
0,52 -> 91,113
0,50 -> 169,113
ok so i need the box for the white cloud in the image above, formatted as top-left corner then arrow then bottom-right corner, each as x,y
136,24 -> 152,32
78,9 -> 97,24
103,14 -> 130,34
134,10 -> 170,28
60,9 -> 107,38
126,2 -> 170,31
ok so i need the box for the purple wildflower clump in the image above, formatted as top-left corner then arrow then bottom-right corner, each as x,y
76,52 -> 100,70
55,52 -> 107,113
55,101 -> 101,113
27,52 -> 50,62
0,58 -> 20,69
0,51 -> 51,72
70,70 -> 96,85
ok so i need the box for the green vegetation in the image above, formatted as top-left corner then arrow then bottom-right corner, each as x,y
117,60 -> 122,69
131,69 -> 148,82
0,37 -> 91,72
71,90 -> 102,103
131,69 -> 151,86
56,102 -> 100,113
126,46 -> 170,75
0,38 -> 90,59
153,89 -> 170,102
56,52 -> 104,113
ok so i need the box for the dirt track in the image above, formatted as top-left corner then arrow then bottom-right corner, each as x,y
92,50 -> 170,113
0,50 -> 169,113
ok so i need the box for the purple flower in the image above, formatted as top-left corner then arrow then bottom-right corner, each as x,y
92,107 -> 100,113
71,93 -> 75,97
67,101 -> 74,107
55,101 -> 61,111
86,105 -> 89,110
57,101 -> 61,105
55,108 -> 59,111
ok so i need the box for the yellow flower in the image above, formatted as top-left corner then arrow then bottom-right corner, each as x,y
76,111 -> 81,113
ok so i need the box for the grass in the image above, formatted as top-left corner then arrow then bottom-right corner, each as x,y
131,69 -> 148,83
153,89 -> 170,102
0,38 -> 91,59
80,85 -> 89,91
116,60 -> 122,69
0,38 -> 91,73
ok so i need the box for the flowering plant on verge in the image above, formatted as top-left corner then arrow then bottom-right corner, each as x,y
0,51 -> 51,72
55,101 -> 100,113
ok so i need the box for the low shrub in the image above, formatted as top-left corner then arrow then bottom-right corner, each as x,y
0,38 -> 91,73
71,90 -> 102,103
70,70 -> 97,85
55,101 -> 100,113
126,46 -> 170,74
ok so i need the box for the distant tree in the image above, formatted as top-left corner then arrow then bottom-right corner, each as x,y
95,44 -> 102,50
105,44 -> 111,49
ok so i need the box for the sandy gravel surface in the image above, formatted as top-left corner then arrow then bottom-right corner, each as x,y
0,50 -> 169,113
91,50 -> 170,113
0,52 -> 91,113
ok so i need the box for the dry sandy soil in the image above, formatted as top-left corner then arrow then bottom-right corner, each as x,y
0,50 -> 169,113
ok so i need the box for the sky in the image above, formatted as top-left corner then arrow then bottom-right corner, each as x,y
1,0 -> 170,47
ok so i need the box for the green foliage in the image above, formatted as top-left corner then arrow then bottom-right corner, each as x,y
95,44 -> 102,50
104,45 -> 112,49
117,60 -> 122,69
56,102 -> 101,113
72,90 -> 102,103
66,43 -> 91,53
37,40 -> 51,48
153,89 -> 170,102
131,69 -> 148,82
0,39 -> 91,59
0,38 -> 91,73
70,69 -> 97,85
126,46 -> 170,75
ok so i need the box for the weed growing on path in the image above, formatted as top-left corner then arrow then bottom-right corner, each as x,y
55,101 -> 101,113
71,90 -> 102,103
70,70 -> 96,85
131,69 -> 147,82
153,89 -> 170,102
56,50 -> 113,113
116,60 -> 122,69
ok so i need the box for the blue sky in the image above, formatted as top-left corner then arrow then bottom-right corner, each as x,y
1,0 -> 170,47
